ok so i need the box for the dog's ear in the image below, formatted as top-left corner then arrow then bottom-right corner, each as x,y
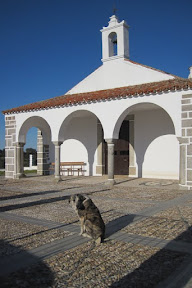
76,201 -> 85,210
83,198 -> 93,209
78,194 -> 86,202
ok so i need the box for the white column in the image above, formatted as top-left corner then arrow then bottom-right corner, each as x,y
53,141 -> 62,181
105,139 -> 116,185
15,142 -> 25,179
29,154 -> 33,168
96,121 -> 104,175
129,116 -> 136,176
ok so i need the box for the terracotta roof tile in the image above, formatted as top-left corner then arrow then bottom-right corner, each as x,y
2,78 -> 192,115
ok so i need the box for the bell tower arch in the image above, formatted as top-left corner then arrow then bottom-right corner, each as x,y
101,14 -> 129,62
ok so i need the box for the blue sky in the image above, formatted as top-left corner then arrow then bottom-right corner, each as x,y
0,0 -> 192,150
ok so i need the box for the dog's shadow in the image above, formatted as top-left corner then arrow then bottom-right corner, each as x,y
105,214 -> 135,238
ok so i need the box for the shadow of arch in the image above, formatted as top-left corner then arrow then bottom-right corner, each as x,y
58,110 -> 103,143
18,116 -> 52,145
112,102 -> 176,139
59,110 -> 104,176
0,239 -> 54,287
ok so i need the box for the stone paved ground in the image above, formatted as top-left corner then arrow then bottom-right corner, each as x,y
0,175 -> 192,287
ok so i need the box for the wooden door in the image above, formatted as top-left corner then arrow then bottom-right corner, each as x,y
104,120 -> 129,175
114,120 -> 129,175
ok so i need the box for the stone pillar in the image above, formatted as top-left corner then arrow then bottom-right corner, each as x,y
53,141 -> 62,181
15,142 -> 25,179
5,116 -> 16,179
96,120 -> 104,175
37,129 -> 50,175
177,137 -> 187,186
128,115 -> 136,176
105,139 -> 116,185
37,129 -> 44,175
43,144 -> 50,175
180,93 -> 192,189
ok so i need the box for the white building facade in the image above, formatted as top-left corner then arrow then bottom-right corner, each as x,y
3,15 -> 192,189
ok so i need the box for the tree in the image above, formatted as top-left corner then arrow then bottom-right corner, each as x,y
0,149 -> 5,169
24,148 -> 37,167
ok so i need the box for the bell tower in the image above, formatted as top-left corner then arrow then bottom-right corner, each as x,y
101,15 -> 129,63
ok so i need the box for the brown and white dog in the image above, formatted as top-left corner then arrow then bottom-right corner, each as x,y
69,194 -> 105,244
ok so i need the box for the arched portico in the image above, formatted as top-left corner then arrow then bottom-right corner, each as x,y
18,116 -> 52,145
113,102 -> 178,140
109,102 -> 179,182
15,116 -> 52,178
56,110 -> 105,179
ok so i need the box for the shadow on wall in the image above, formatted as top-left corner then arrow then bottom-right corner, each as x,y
0,240 -> 55,287
60,115 -> 98,176
135,109 -> 176,178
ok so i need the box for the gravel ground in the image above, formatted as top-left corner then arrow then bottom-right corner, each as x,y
92,197 -> 153,214
0,218 -> 72,257
5,200 -> 78,224
0,189 -> 24,199
44,241 -> 188,288
7,198 -> 152,223
0,241 -> 188,288
121,215 -> 192,241
93,186 -> 187,201
0,178 -> 83,195
155,206 -> 192,223
0,176 -> 192,287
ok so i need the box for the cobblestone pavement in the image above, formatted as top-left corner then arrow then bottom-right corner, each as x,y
0,175 -> 192,287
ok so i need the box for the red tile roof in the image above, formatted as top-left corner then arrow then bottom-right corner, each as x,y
2,78 -> 192,115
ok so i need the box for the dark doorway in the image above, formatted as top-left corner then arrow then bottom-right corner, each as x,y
114,120 -> 129,175
105,120 -> 129,175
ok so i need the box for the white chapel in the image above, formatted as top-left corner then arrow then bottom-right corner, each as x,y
3,14 -> 192,189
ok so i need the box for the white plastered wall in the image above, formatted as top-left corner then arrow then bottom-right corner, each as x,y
67,59 -> 175,94
134,109 -> 179,179
60,116 -> 98,176
14,91 -> 181,143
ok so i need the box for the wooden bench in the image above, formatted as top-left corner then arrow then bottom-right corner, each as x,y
49,162 -> 86,176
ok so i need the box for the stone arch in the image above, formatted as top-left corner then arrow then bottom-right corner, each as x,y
58,109 -> 103,143
58,110 -> 105,176
17,116 -> 52,176
18,116 -> 52,145
113,102 -> 176,139
112,102 -> 178,179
